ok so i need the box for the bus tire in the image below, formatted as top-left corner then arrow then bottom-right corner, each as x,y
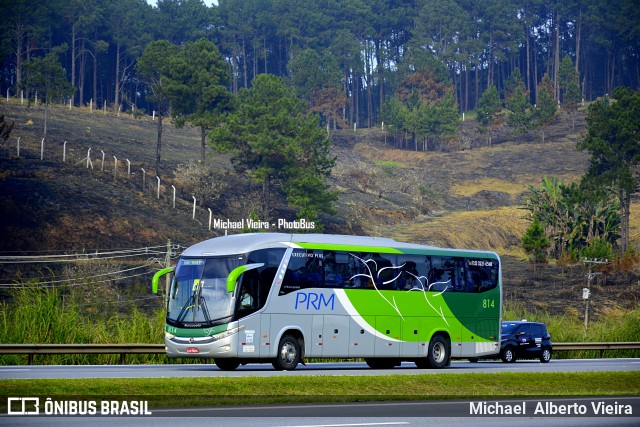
426,335 -> 450,368
365,358 -> 398,369
272,334 -> 301,371
214,358 -> 240,371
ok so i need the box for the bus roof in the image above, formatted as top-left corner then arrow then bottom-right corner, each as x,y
180,233 -> 499,259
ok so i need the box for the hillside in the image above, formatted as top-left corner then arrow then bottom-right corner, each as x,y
1,100 -> 639,319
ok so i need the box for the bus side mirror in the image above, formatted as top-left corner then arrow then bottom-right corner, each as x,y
226,263 -> 264,293
152,266 -> 175,293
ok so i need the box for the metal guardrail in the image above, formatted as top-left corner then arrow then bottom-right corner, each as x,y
553,342 -> 640,358
0,342 -> 639,365
0,343 -> 164,365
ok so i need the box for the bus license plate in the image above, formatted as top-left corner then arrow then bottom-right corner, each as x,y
186,347 -> 199,354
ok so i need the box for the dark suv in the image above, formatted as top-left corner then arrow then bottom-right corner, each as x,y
499,320 -> 552,363
469,320 -> 553,363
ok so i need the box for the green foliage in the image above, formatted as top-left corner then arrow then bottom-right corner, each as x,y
0,284 -> 165,365
136,39 -> 180,173
288,48 -> 341,101
379,96 -> 407,141
22,44 -> 74,138
558,56 -> 581,115
577,87 -> 640,253
136,40 -> 179,108
3,0 -> 640,131
531,73 -> 557,142
381,62 -> 459,151
505,70 -> 532,136
524,176 -> 620,260
522,216 -> 550,263
209,74 -> 336,224
476,85 -> 501,145
22,45 -> 73,103
164,38 -> 232,161
580,237 -> 613,261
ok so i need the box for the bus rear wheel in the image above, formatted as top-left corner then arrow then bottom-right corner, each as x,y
424,335 -> 450,368
272,334 -> 301,371
214,358 -> 240,371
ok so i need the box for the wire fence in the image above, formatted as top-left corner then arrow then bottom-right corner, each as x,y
0,242 -> 184,306
1,127 -> 225,233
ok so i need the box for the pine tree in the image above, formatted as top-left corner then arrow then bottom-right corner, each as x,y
532,73 -> 557,143
476,85 -> 501,146
522,216 -> 550,274
505,70 -> 531,137
577,87 -> 640,254
558,56 -> 581,130
209,74 -> 336,226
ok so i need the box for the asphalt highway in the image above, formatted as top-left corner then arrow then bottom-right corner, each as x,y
1,358 -> 639,379
2,359 -> 638,426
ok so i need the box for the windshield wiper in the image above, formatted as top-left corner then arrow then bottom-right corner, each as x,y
176,280 -> 211,324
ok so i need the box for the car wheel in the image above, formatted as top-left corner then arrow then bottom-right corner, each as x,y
468,358 -> 479,363
540,347 -> 552,363
501,346 -> 516,363
272,334 -> 301,371
214,358 -> 240,371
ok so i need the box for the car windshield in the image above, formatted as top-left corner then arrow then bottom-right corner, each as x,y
167,256 -> 244,325
501,322 -> 520,334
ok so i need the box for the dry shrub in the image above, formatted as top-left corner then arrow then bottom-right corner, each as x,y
345,165 -> 378,194
173,162 -> 230,206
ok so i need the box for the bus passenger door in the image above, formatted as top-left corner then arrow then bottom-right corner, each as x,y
322,315 -> 350,357
375,316 -> 401,357
349,315 -> 374,357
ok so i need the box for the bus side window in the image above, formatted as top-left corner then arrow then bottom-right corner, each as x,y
323,251 -> 343,287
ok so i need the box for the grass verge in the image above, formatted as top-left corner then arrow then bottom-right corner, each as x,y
2,372 -> 639,409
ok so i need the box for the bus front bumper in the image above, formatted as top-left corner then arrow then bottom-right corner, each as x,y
164,327 -> 242,358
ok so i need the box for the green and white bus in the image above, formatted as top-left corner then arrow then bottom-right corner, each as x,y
152,233 -> 501,370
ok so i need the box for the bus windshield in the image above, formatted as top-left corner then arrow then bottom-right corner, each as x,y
167,256 -> 244,325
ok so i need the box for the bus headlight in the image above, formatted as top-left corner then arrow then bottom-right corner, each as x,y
165,331 -> 175,339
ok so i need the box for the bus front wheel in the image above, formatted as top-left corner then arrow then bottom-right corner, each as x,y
214,358 -> 240,371
272,334 -> 301,371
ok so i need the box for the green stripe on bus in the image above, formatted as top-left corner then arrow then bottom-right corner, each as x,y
294,242 -> 403,254
294,242 -> 498,259
166,324 -> 228,338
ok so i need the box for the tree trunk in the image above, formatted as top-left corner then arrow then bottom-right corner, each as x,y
200,125 -> 207,162
554,11 -> 561,100
377,38 -> 384,120
79,42 -> 86,106
93,45 -> 98,106
44,101 -> 49,140
575,7 -> 582,74
475,59 -> 479,109
242,35 -> 247,89
620,189 -> 630,254
114,41 -> 121,112
263,173 -> 270,222
15,24 -> 25,94
526,26 -> 531,93
71,23 -> 77,106
156,114 -> 163,175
